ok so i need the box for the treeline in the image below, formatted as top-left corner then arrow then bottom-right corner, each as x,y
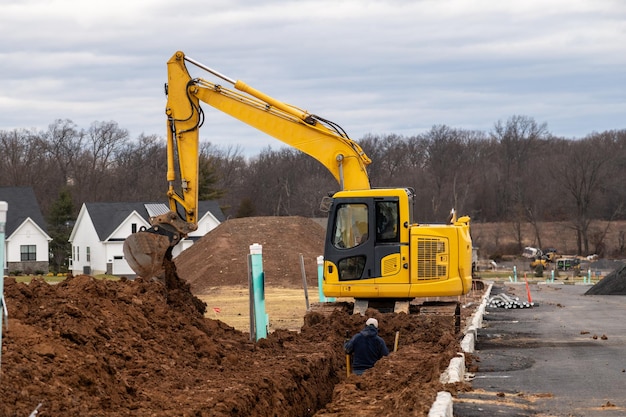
1,116 -> 625,258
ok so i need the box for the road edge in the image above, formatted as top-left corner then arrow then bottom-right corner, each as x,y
428,283 -> 494,417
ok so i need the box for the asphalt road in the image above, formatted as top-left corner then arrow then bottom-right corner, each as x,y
454,282 -> 626,417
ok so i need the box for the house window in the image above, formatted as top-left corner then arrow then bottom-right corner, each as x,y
132,223 -> 137,233
20,245 -> 36,261
86,247 -> 91,262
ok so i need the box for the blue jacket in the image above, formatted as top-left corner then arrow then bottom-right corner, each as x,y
344,325 -> 389,373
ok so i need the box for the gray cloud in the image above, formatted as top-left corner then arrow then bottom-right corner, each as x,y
1,0 -> 624,156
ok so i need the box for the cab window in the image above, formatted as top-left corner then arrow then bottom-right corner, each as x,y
376,201 -> 399,242
332,203 -> 369,249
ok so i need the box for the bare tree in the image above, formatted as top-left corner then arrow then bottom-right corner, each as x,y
452,129 -> 487,217
43,119 -> 85,186
208,143 -> 248,217
491,115 -> 549,251
359,134 -> 411,187
551,133 -> 619,254
110,134 -> 167,202
0,128 -> 59,213
74,121 -> 130,202
0,129 -> 49,187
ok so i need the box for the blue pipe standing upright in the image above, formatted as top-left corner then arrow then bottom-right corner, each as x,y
249,243 -> 268,340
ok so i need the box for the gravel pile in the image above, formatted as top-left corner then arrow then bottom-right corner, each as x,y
585,263 -> 626,295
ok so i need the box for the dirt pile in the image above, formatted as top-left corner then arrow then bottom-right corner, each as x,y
0,273 -> 470,416
1,215 -> 481,416
585,263 -> 626,295
175,216 -> 326,292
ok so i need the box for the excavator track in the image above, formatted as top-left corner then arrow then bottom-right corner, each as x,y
417,301 -> 461,334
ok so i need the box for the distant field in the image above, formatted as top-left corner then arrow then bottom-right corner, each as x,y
197,286 -> 323,333
197,284 -> 489,333
471,220 -> 626,259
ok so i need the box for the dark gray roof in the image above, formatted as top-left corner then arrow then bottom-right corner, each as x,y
198,200 -> 226,222
85,202 -> 158,241
0,187 -> 47,235
86,201 -> 225,241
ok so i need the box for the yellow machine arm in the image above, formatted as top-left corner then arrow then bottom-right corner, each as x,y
123,51 -> 372,278
167,51 -> 371,194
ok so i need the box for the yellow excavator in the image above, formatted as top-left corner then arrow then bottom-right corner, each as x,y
123,51 -> 473,313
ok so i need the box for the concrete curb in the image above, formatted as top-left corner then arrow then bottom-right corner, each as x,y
439,353 -> 465,384
428,282 -> 494,417
428,392 -> 453,417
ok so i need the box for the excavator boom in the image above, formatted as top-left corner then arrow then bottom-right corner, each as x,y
170,52 -> 372,190
123,51 -> 373,278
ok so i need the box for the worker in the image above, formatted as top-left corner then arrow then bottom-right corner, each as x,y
344,317 -> 389,375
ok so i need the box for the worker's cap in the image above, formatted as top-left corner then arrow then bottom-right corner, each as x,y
366,318 -> 378,328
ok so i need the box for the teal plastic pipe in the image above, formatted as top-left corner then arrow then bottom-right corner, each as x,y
249,244 -> 268,340
317,256 -> 335,302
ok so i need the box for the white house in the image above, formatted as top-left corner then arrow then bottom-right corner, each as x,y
0,187 -> 51,275
69,201 -> 225,276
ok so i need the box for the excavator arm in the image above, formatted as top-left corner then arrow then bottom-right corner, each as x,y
167,51 -> 371,190
123,51 -> 372,278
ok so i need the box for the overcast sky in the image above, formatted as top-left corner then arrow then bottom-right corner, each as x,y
2,0 -> 625,156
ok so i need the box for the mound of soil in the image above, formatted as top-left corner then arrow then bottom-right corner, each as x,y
0,272 -> 469,416
1,215 -> 480,416
176,216 -> 326,292
585,263 -> 626,295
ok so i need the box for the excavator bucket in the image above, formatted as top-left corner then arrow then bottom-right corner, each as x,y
123,230 -> 171,279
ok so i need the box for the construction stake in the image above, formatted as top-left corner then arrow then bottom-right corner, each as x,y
394,331 -> 400,352
346,354 -> 351,377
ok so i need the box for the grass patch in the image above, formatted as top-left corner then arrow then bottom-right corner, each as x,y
198,286 -> 332,333
10,274 -> 120,284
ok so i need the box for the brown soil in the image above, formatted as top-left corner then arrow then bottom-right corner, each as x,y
0,216 -> 481,416
175,216 -> 326,292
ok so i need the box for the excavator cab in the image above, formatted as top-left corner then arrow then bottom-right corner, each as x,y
325,195 -> 404,282
322,188 -> 413,298
323,187 -> 472,302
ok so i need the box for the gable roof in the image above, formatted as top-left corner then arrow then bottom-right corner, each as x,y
85,201 -> 225,241
198,200 -> 226,222
0,187 -> 47,235
8,217 -> 52,242
85,202 -> 159,241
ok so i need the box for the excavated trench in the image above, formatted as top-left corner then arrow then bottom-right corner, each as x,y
0,260 -> 475,416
